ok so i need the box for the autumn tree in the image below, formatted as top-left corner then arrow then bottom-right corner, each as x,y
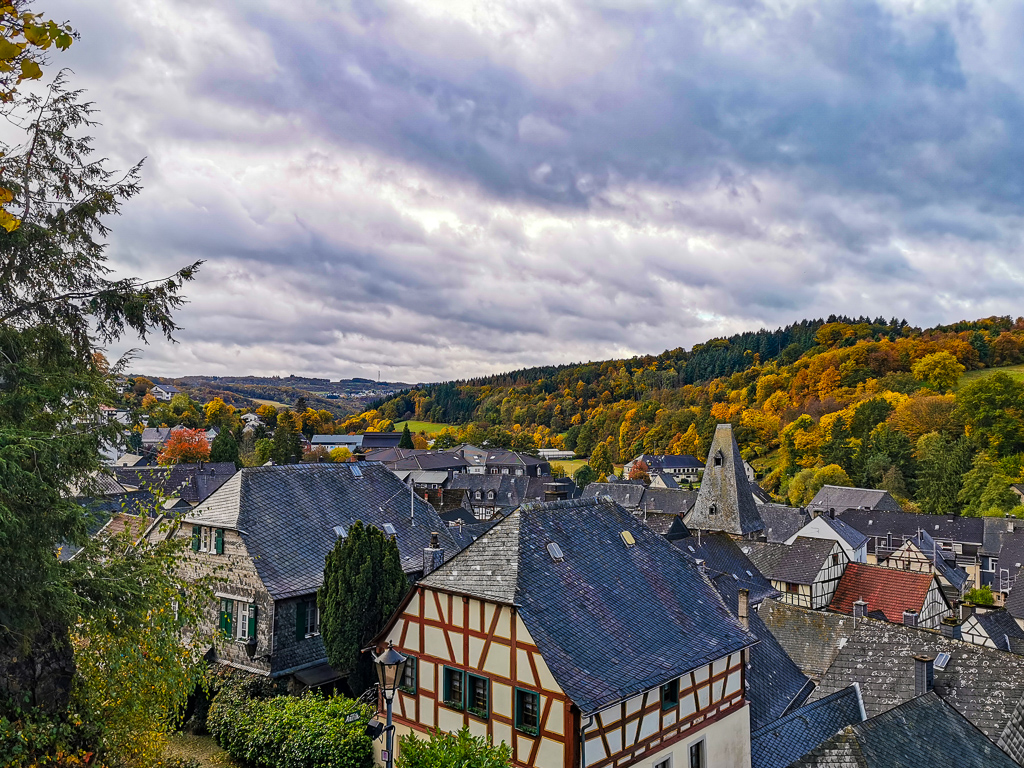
204,396 -> 235,429
157,428 -> 211,465
589,440 -> 614,476
956,373 -> 1024,457
256,403 -> 278,428
330,446 -> 352,462
912,351 -> 966,392
628,459 -> 651,484
787,464 -> 852,507
319,522 -> 408,694
573,464 -> 598,488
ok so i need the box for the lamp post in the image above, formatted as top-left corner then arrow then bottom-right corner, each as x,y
373,642 -> 407,768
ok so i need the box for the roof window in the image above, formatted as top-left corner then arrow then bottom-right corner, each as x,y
620,530 -> 636,548
333,525 -> 348,538
382,523 -> 397,537
546,542 -> 564,562
351,464 -> 362,478
934,652 -> 951,671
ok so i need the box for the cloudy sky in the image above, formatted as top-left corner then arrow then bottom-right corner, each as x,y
44,0 -> 1024,382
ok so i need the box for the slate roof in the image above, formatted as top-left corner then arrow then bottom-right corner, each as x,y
970,610 -> 1024,653
629,454 -> 704,471
983,518 -> 1024,557
750,685 -> 865,768
639,487 -> 698,516
840,510 -> 984,545
821,515 -> 869,551
69,471 -> 129,497
483,448 -> 548,468
1006,570 -> 1024,621
759,600 -> 859,683
712,576 -> 812,730
750,483 -> 774,505
686,424 -> 764,536
446,519 -> 498,551
113,462 -> 237,504
639,512 -> 690,538
141,427 -> 172,445
581,481 -> 648,508
311,434 -> 363,447
649,472 -> 679,489
1000,534 -> 1024,584
829,563 -> 941,624
390,452 -> 469,472
792,691 -> 1021,768
185,463 -> 458,599
675,532 -> 778,605
360,432 -> 402,449
742,537 -> 839,585
807,615 -> 1024,759
760,505 -> 812,543
61,490 -> 160,561
905,530 -> 970,592
418,497 -> 756,715
809,486 -> 904,514
449,474 -> 533,509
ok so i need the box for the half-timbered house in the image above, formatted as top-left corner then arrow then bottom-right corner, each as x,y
740,538 -> 848,610
374,497 -> 757,768
828,563 -> 953,629
881,530 -> 971,603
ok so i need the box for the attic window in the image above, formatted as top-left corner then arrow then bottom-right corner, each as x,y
382,523 -> 397,537
746,570 -> 753,577
333,525 -> 348,538
934,525 -> 940,530
709,504 -> 717,515
351,465 -> 362,478
934,652 -> 951,671
546,542 -> 564,562
688,545 -> 696,553
621,531 -> 636,548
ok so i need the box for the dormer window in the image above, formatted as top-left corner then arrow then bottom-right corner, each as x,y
487,491 -> 495,500
713,450 -> 724,467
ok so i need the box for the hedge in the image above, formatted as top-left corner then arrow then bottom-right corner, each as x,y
208,678 -> 374,768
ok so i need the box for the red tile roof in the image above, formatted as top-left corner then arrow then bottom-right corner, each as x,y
829,562 -> 936,623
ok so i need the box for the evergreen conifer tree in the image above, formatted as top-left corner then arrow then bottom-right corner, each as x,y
210,430 -> 241,468
319,521 -> 408,694
270,411 -> 302,464
399,423 -> 414,449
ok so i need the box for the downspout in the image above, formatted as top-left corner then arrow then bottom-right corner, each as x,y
579,714 -> 595,768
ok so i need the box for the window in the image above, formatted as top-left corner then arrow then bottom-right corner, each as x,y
832,553 -> 840,566
218,598 -> 233,637
654,758 -> 672,768
467,674 -> 489,719
201,526 -> 211,552
238,601 -> 251,641
399,656 -> 417,694
443,668 -> 465,710
487,491 -> 495,500
516,469 -> 524,476
501,468 -> 509,474
514,688 -> 540,735
295,598 -> 319,640
192,526 -> 223,554
660,678 -> 680,709
786,582 -> 799,594
688,739 -> 705,768
475,491 -> 482,500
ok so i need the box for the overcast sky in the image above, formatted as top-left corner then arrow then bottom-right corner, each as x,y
43,0 -> 1024,383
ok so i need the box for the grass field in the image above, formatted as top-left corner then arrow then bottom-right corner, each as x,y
549,458 -> 589,476
959,363 -> 1024,386
395,420 -> 453,435
251,397 -> 294,410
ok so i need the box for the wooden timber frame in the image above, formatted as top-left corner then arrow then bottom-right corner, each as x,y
379,585 -> 748,768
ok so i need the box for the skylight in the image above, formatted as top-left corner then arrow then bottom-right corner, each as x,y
688,545 -> 696,553
333,525 -> 348,538
934,652 -> 951,671
546,542 -> 564,562
621,530 -> 636,547
382,523 -> 397,536
351,464 -> 362,477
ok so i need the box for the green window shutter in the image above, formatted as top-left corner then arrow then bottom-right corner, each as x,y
215,528 -> 224,555
296,600 -> 307,641
248,604 -> 257,640
225,600 -> 233,638
191,525 -> 201,551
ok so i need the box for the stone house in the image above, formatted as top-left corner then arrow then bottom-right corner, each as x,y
149,462 -> 458,686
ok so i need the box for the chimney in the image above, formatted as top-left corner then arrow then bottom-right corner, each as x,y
423,532 -> 443,576
853,599 -> 867,619
903,609 -> 918,628
940,615 -> 961,640
960,602 -> 975,623
738,588 -> 750,631
914,655 -> 934,696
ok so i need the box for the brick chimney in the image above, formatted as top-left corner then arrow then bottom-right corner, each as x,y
423,531 -> 444,576
914,655 -> 934,696
738,588 -> 750,631
903,609 -> 918,628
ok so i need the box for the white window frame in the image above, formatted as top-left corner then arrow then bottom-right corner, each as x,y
654,757 -> 673,768
200,526 -> 211,552
238,601 -> 250,642
305,601 -> 320,636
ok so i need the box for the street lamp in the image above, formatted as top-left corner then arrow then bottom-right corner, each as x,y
373,642 -> 407,768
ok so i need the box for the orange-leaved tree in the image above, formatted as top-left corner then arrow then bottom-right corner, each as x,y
157,428 -> 210,465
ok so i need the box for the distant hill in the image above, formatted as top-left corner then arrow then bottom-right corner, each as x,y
140,375 -> 413,418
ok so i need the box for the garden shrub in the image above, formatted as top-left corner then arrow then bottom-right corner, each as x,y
397,726 -> 512,768
208,684 -> 374,768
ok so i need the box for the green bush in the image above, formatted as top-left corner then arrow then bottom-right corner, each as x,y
397,727 -> 512,768
208,683 -> 374,768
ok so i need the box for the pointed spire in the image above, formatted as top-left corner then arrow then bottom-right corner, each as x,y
686,424 -> 764,537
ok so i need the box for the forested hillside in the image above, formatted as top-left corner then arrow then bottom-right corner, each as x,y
356,315 -> 1024,515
